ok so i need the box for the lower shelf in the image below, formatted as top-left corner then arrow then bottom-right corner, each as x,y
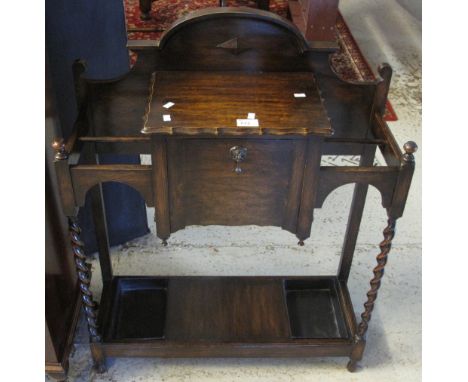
98,276 -> 356,358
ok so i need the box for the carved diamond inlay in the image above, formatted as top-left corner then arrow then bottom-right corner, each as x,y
215,37 -> 250,55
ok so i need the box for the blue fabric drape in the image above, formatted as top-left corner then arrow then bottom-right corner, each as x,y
46,0 -> 149,254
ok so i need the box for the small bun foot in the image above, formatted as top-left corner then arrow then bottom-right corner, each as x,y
347,360 -> 358,372
162,239 -> 168,246
298,240 -> 304,246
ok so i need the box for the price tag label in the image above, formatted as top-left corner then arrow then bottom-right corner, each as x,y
162,114 -> 171,122
294,93 -> 307,98
237,119 -> 259,127
163,102 -> 175,109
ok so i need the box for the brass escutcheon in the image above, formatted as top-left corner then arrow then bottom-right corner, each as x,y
230,146 -> 247,174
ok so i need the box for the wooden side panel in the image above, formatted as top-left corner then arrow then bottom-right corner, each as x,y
310,53 -> 378,146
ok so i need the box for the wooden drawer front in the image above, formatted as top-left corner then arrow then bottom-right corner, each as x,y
167,138 -> 306,231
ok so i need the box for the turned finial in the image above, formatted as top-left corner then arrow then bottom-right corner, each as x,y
52,139 -> 68,160
402,141 -> 418,162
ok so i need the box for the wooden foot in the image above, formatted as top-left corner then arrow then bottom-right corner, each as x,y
347,359 -> 358,372
298,240 -> 304,246
162,239 -> 168,246
90,343 -> 107,374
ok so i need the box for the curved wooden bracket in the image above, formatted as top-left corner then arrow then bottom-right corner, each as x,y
70,165 -> 154,207
315,167 -> 399,209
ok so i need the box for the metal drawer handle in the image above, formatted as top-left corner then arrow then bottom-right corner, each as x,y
230,146 -> 247,174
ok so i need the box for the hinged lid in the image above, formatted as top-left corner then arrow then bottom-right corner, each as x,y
142,71 -> 333,137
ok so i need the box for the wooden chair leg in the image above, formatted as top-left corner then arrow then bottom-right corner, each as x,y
139,0 -> 152,21
348,215 -> 397,371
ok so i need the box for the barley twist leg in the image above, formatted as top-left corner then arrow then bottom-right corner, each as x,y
69,217 -> 106,372
347,217 -> 396,372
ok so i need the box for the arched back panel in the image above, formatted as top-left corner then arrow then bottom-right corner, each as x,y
156,7 -> 311,72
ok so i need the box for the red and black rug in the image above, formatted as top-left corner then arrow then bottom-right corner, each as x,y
123,0 -> 397,121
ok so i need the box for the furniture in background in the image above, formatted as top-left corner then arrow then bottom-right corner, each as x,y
52,8 -> 416,373
138,0 -> 339,49
139,0 -> 152,20
46,161 -> 81,382
139,0 -> 271,20
288,0 -> 339,48
46,57 -> 81,382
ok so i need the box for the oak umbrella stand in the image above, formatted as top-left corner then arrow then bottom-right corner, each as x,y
52,8 -> 417,373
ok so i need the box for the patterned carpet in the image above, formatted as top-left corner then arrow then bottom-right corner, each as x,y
123,0 -> 397,120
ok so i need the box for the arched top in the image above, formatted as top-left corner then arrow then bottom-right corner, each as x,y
154,7 -> 312,72
159,7 -> 310,53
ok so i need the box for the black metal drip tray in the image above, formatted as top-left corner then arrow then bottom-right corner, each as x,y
108,278 -> 168,340
285,279 -> 349,339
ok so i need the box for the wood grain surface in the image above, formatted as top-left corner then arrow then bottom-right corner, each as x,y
143,71 -> 332,136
